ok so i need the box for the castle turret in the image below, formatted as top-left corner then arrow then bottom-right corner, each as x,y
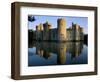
80,27 -> 84,40
76,24 -> 80,30
71,23 -> 80,41
36,23 -> 44,41
36,25 -> 40,31
75,24 -> 80,40
43,21 -> 52,30
43,21 -> 52,41
39,23 -> 43,31
57,18 -> 67,41
39,23 -> 43,40
36,25 -> 40,40
80,27 -> 84,33
48,23 -> 52,29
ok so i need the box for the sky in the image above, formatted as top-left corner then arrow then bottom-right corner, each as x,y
28,15 -> 88,34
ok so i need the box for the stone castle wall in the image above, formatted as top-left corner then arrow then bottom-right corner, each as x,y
33,18 -> 84,41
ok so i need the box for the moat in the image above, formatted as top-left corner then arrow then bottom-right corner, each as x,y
28,41 -> 88,66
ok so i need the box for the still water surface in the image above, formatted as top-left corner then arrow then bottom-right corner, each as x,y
28,42 -> 88,66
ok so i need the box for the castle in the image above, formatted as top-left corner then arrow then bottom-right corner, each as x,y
31,18 -> 84,41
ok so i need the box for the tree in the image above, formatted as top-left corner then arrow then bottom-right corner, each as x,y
28,15 -> 36,22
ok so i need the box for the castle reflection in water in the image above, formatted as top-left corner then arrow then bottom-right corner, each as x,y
28,41 -> 88,66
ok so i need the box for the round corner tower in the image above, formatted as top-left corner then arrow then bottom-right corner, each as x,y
57,18 -> 67,41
